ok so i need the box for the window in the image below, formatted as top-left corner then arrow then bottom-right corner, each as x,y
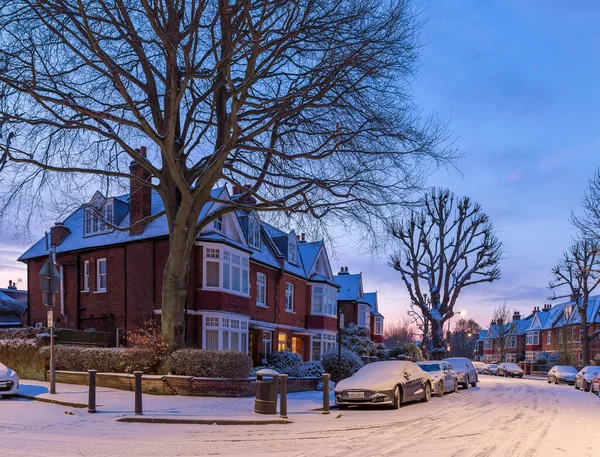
375,317 -> 383,335
288,241 -> 297,264
315,258 -> 321,273
546,331 -> 551,345
247,216 -> 261,250
506,353 -> 518,363
96,258 -> 107,292
484,339 -> 493,350
285,283 -> 294,312
278,332 -> 287,351
262,332 -> 272,364
358,304 -> 369,328
572,327 -> 579,342
202,246 -> 250,296
559,330 -> 563,344
84,201 -> 114,236
526,331 -> 539,346
311,332 -> 337,361
202,315 -> 248,353
214,215 -> 223,231
311,285 -> 337,317
506,335 -> 517,349
83,260 -> 90,291
256,273 -> 267,306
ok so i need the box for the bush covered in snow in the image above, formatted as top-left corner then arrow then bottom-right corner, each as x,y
0,327 -> 49,340
0,296 -> 27,317
300,361 -> 324,377
340,323 -> 377,356
39,346 -> 159,373
167,349 -> 253,378
320,348 -> 364,382
264,351 -> 304,376
388,342 -> 424,361
535,351 -> 549,365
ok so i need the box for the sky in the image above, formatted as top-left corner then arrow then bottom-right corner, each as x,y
1,1 -> 599,331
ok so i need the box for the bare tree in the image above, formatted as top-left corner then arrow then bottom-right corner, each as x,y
572,169 -> 600,241
492,302 -> 513,363
449,318 -> 481,358
390,188 -> 502,357
454,318 -> 482,335
0,1 -> 453,349
549,238 -> 600,366
383,316 -> 416,348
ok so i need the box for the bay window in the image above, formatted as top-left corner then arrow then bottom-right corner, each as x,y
358,304 -> 369,328
526,331 -> 539,345
507,335 -> 517,348
202,314 -> 249,353
311,332 -> 337,361
375,317 -> 383,335
202,245 -> 250,296
311,285 -> 337,317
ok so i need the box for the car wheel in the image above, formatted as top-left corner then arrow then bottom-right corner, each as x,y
471,377 -> 477,388
585,381 -> 590,391
519,374 -> 523,378
453,380 -> 459,393
463,376 -> 470,389
392,386 -> 402,410
555,377 -> 559,385
421,383 -> 431,402
575,381 -> 580,390
437,381 -> 444,397
547,377 -> 551,383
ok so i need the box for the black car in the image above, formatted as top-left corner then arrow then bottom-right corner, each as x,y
335,361 -> 433,409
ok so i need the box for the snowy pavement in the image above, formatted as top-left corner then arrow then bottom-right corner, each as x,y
1,376 -> 599,457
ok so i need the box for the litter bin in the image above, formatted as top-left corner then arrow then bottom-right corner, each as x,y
254,369 -> 279,415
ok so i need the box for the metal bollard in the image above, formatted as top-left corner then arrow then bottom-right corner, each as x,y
279,374 -> 288,419
87,369 -> 97,413
322,373 -> 330,414
134,371 -> 143,415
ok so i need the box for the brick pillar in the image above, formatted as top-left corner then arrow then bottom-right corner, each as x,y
129,146 -> 152,236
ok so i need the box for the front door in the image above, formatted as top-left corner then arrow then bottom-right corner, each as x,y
292,336 -> 303,357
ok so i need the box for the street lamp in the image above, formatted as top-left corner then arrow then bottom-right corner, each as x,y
447,310 -> 466,354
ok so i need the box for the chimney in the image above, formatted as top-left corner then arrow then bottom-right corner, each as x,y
7,280 -> 16,290
542,304 -> 551,312
129,146 -> 152,236
338,266 -> 349,276
300,233 -> 306,242
50,221 -> 71,246
232,184 -> 257,205
512,311 -> 521,322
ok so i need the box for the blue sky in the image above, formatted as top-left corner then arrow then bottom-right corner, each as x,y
1,1 -> 599,330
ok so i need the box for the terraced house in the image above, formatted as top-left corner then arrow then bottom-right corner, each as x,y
19,167 -> 383,364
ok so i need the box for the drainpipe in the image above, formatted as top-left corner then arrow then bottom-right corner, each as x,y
123,245 -> 128,336
76,255 -> 81,330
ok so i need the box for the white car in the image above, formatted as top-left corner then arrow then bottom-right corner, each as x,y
416,361 -> 459,396
0,363 -> 19,398
472,361 -> 486,374
574,366 -> 600,391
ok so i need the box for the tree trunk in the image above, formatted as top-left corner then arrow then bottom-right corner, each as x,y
161,202 -> 199,350
429,319 -> 447,360
581,318 -> 590,366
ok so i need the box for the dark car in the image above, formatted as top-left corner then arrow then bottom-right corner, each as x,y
547,365 -> 577,385
496,362 -> 524,378
574,366 -> 600,391
334,361 -> 433,409
443,357 -> 478,388
417,361 -> 459,397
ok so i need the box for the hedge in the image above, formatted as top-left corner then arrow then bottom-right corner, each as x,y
0,338 -> 47,380
167,349 -> 253,378
321,348 -> 364,382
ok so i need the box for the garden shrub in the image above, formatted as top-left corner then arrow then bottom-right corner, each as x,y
320,348 -> 364,382
0,338 -> 46,380
340,323 -> 377,356
167,349 -> 253,378
264,351 -> 303,376
388,342 -> 424,361
300,361 -> 324,377
39,346 -> 157,373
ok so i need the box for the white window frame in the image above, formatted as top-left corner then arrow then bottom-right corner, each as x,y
256,273 -> 267,307
484,339 -> 493,350
288,241 -> 297,264
285,283 -> 294,312
546,331 -> 551,345
311,284 -> 337,317
358,304 -> 369,328
202,313 -> 249,353
311,331 -> 337,361
96,258 -> 107,292
526,331 -> 539,346
201,243 -> 250,297
247,216 -> 261,250
213,215 -> 223,231
82,260 -> 90,292
506,335 -> 517,349
277,332 -> 287,351
374,317 -> 383,335
84,201 -> 114,236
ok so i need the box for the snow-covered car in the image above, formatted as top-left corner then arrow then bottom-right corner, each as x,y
483,364 -> 499,375
496,363 -> 524,378
334,361 -> 433,409
592,374 -> 600,393
0,363 -> 19,398
574,366 -> 600,391
416,361 -> 458,397
547,365 -> 577,385
443,357 -> 478,389
472,361 -> 486,374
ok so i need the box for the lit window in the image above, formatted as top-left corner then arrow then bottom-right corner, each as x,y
83,260 -> 90,291
256,273 -> 267,306
84,201 -> 114,236
278,333 -> 287,351
96,259 -> 107,292
285,283 -> 294,312
248,216 -> 261,250
288,241 -> 297,264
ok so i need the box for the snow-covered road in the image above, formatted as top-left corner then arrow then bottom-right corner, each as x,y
1,376 -> 598,457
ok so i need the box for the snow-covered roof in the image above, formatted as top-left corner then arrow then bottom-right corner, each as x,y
364,292 -> 383,318
335,273 -> 364,302
478,329 -> 488,341
0,291 -> 27,317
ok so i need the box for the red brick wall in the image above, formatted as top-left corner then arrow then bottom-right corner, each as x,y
307,315 -> 337,331
338,300 -> 357,326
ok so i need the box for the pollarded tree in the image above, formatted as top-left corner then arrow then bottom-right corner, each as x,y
0,1 -> 453,349
390,188 -> 502,357
549,238 -> 600,366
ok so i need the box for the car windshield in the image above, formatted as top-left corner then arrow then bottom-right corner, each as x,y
445,358 -> 470,368
489,364 -> 498,368
556,366 -> 577,374
417,363 -> 442,372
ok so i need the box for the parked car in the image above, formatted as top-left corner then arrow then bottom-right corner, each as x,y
496,362 -> 524,378
416,361 -> 459,397
0,363 -> 19,398
592,373 -> 600,393
335,360 -> 433,409
472,361 -> 487,374
547,365 -> 578,385
443,357 -> 478,389
574,366 -> 600,391
483,364 -> 499,375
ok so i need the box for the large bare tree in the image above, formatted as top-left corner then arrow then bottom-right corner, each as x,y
549,238 -> 600,366
390,188 -> 502,357
572,169 -> 600,241
491,302 -> 513,363
383,316 -> 416,348
0,1 -> 452,349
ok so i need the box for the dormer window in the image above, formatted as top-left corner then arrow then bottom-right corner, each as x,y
214,215 -> 223,231
247,216 -> 261,250
84,200 -> 114,236
288,241 -> 297,264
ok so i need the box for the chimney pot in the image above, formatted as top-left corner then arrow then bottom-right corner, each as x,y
301,233 -> 306,242
140,146 -> 147,157
233,185 -> 242,195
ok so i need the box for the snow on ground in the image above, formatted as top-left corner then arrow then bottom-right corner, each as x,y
1,376 -> 599,457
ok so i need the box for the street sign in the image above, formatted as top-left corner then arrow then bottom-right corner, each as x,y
47,310 -> 54,328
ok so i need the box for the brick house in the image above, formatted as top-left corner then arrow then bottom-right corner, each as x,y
18,167 -> 344,364
334,268 -> 384,344
482,311 -> 532,363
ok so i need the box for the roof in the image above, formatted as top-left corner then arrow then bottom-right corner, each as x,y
478,329 -> 488,341
364,292 -> 383,318
335,273 -> 363,301
0,291 -> 27,317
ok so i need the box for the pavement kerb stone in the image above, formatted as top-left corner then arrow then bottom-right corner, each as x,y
116,416 -> 293,425
16,393 -> 91,409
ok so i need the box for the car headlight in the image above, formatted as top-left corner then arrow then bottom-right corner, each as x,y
9,371 -> 17,378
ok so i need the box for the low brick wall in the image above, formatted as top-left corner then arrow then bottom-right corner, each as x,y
47,371 -> 319,397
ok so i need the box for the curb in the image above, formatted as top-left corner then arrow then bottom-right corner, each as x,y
16,393 -> 91,409
116,416 -> 293,425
